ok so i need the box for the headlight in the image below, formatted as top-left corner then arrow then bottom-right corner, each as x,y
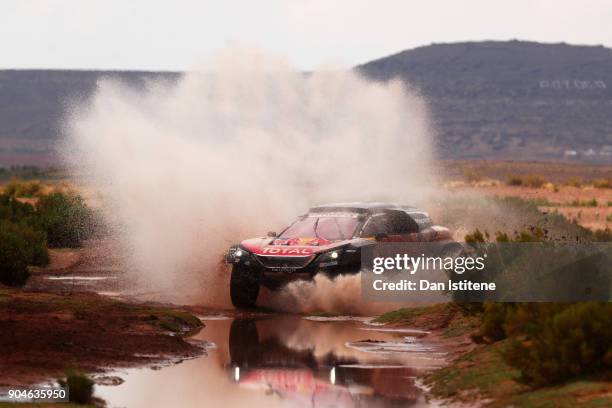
318,249 -> 343,264
226,246 -> 248,263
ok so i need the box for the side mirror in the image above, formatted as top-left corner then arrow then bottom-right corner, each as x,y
374,232 -> 388,241
267,231 -> 277,237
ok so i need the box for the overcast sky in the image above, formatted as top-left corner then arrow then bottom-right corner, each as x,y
1,0 -> 611,71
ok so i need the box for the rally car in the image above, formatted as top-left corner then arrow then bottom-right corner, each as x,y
225,202 -> 460,308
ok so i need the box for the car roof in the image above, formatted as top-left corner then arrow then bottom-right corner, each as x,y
309,202 -> 419,215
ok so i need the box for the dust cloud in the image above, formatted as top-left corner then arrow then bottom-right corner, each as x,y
64,48 -> 437,310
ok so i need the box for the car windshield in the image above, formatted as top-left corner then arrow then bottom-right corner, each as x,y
280,216 -> 359,241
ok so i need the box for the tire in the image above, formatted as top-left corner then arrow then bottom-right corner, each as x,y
229,319 -> 260,366
230,265 -> 260,308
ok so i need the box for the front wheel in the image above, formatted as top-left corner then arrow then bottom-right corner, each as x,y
230,265 -> 260,308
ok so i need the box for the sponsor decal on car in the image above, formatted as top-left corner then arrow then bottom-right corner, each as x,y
260,247 -> 315,256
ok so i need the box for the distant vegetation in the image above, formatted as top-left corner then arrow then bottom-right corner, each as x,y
505,174 -> 546,188
569,198 -> 599,207
593,178 -> 612,189
449,160 -> 612,186
3,178 -> 45,197
0,165 -> 65,181
460,171 -> 612,192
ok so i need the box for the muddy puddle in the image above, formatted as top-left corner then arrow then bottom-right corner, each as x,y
25,244 -> 449,406
96,315 -> 447,407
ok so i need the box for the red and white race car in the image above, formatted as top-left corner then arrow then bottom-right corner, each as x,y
226,202 -> 459,308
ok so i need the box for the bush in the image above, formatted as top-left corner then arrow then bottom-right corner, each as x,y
0,226 -> 30,286
506,174 -> 523,186
505,174 -> 546,188
0,221 -> 49,286
36,192 -> 93,248
479,302 -> 510,341
59,370 -> 94,404
593,178 -> 612,189
1,221 -> 49,267
463,168 -> 484,182
592,228 -> 612,242
565,177 -> 584,188
0,193 -> 38,223
0,195 -> 49,286
503,303 -> 612,386
523,174 -> 546,188
0,190 -> 96,287
3,178 -> 44,197
569,198 -> 598,207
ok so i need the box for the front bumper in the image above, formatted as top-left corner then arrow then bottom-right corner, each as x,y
226,245 -> 360,287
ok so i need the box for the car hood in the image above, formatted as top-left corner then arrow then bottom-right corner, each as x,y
240,237 -> 349,256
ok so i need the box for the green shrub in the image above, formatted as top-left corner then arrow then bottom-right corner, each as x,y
0,224 -> 30,286
503,303 -> 612,386
0,193 -> 38,223
477,301 -> 612,386
36,192 -> 93,248
0,194 -> 50,286
479,302 -> 510,341
0,190 -> 95,288
465,228 -> 486,244
0,221 -> 49,286
59,370 -> 94,404
1,221 -> 49,267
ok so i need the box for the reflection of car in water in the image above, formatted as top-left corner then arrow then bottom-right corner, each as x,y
226,202 -> 459,308
227,318 -> 419,407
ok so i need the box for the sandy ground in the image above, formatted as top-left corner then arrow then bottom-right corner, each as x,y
449,183 -> 612,230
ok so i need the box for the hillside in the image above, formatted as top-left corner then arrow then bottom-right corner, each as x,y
1,41 -> 612,166
0,70 -> 178,165
359,41 -> 612,162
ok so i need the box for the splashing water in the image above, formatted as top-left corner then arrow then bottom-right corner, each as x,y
64,48 -> 437,309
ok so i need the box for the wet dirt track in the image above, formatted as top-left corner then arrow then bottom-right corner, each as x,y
23,244 -> 450,407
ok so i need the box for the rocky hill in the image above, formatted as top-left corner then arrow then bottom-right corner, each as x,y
358,41 -> 612,162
